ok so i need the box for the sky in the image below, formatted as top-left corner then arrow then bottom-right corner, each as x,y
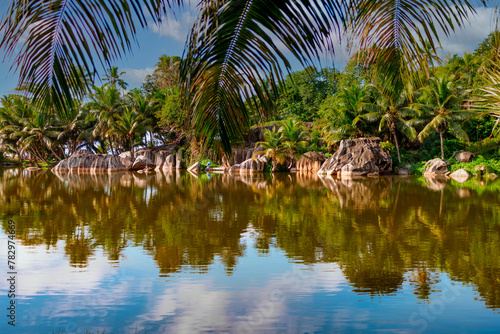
0,1 -> 498,98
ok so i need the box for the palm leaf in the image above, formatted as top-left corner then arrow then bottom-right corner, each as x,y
0,0 -> 179,110
348,0 -> 476,88
447,120 -> 469,142
181,0 -> 344,152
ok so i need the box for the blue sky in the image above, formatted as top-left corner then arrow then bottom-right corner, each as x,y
0,1 -> 498,97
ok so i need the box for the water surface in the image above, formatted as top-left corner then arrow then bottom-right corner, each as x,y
1,168 -> 499,333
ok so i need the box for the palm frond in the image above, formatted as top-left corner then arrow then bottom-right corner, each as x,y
348,0 -> 476,88
182,0 -> 344,152
0,0 -> 179,110
447,120 -> 469,142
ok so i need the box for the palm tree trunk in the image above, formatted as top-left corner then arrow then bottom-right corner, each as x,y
130,135 -> 134,155
392,130 -> 401,163
439,131 -> 444,159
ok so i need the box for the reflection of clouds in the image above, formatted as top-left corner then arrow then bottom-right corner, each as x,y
13,241 -> 113,297
128,262 -> 346,333
137,281 -> 231,333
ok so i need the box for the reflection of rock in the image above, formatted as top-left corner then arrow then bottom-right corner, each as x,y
229,155 -> 268,175
454,151 -> 475,163
484,173 -> 498,179
296,152 -> 326,174
318,137 -> 392,177
449,169 -> 471,183
424,158 -> 448,176
187,162 -> 200,174
318,174 -> 393,209
396,164 -> 412,175
423,175 -> 448,191
455,188 -> 471,198
25,167 -> 42,171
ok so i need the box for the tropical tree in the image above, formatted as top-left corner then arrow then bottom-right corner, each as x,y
108,109 -> 152,154
354,82 -> 417,163
471,64 -> 500,137
279,119 -> 309,161
104,67 -> 128,90
86,85 -> 124,154
126,89 -> 160,146
415,75 -> 477,159
252,128 -> 287,172
0,0 -> 479,153
320,85 -> 370,146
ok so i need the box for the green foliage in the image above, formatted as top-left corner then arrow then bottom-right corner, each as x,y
450,155 -> 500,175
380,141 -> 395,154
276,67 -> 339,122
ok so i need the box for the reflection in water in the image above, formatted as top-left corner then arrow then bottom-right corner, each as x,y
1,168 -> 500,325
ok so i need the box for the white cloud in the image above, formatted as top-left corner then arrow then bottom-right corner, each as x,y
438,7 -> 498,56
121,67 -> 154,86
151,10 -> 198,43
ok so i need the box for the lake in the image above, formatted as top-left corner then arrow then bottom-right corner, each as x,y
0,168 -> 499,333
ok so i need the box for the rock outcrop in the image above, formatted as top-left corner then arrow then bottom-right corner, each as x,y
52,152 -> 134,172
424,158 -> 448,176
229,155 -> 268,175
52,145 -> 181,173
317,137 -> 392,177
454,151 -> 475,163
296,152 -> 326,174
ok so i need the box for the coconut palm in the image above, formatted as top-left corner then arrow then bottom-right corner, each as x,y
0,0 -> 478,152
104,67 -> 128,90
279,119 -> 309,161
321,85 -> 370,146
86,85 -> 124,154
252,128 -> 287,172
126,89 -> 160,146
108,108 -> 153,154
415,75 -> 477,159
354,82 -> 417,163
470,65 -> 500,137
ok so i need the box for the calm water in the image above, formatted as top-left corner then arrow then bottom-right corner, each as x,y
1,168 -> 500,333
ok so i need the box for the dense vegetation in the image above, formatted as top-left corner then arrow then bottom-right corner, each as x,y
1,32 -> 499,171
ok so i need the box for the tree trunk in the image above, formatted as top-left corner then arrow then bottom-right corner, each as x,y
392,129 -> 401,164
439,131 -> 444,159
130,135 -> 134,155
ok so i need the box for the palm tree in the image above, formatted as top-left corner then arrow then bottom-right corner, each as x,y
415,75 -> 477,159
354,82 -> 417,163
86,85 -> 123,154
104,67 -> 128,90
252,128 -> 287,172
126,89 -> 160,146
0,0 -> 478,152
108,109 -> 152,154
279,119 -> 309,161
321,85 -> 369,146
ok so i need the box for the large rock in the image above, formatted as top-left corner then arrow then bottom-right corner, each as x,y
52,152 -> 134,173
454,151 -> 475,163
296,152 -> 326,174
317,137 -> 392,177
52,145 -> 179,173
229,155 -> 268,174
131,155 -> 155,171
424,158 -> 448,176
